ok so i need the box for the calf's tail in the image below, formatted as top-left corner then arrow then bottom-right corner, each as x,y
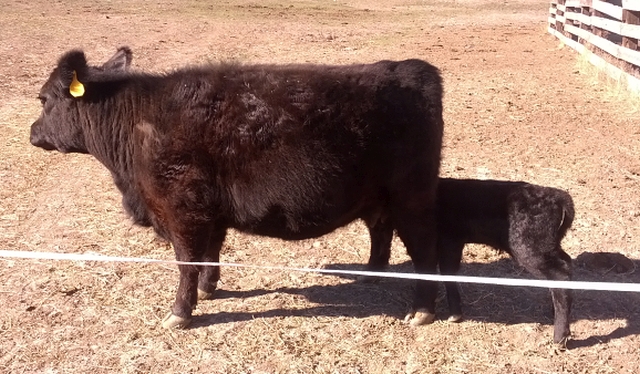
556,190 -> 575,239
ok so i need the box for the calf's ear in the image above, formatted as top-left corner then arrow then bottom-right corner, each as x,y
102,46 -> 133,71
57,49 -> 88,96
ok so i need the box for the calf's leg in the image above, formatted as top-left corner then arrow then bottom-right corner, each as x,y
545,250 -> 573,344
364,212 -> 394,271
511,241 -> 572,344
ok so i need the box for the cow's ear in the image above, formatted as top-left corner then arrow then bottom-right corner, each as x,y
102,46 -> 132,72
57,49 -> 88,97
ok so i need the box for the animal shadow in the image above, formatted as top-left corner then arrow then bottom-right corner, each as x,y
326,251 -> 640,349
193,252 -> 640,348
193,262 -> 415,327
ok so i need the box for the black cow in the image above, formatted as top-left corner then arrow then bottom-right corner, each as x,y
367,178 -> 574,344
30,47 -> 444,329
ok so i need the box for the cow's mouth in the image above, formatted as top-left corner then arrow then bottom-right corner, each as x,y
30,136 -> 57,151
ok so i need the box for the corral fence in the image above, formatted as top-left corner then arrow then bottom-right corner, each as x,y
548,0 -> 640,93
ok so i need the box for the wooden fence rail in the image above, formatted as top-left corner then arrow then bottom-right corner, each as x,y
549,0 -> 640,93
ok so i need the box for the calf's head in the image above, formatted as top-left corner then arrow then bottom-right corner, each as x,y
30,47 -> 133,153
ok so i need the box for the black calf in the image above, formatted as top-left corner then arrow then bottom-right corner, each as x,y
367,178 -> 574,344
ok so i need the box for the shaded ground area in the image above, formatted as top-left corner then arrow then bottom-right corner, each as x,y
1,0 -> 640,373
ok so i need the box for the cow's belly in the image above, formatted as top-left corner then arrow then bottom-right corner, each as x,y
231,201 -> 366,241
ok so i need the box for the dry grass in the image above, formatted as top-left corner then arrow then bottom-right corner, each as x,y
2,0 -> 640,373
572,51 -> 640,104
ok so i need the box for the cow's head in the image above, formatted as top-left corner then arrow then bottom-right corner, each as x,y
30,47 -> 133,153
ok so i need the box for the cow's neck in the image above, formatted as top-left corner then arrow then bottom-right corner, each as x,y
83,87 -> 151,186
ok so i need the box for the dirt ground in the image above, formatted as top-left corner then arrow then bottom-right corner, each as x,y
2,0 -> 640,373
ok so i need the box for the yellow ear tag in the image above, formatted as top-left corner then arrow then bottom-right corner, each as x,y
69,71 -> 85,98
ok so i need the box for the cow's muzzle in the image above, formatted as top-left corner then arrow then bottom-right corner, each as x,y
30,123 -> 57,151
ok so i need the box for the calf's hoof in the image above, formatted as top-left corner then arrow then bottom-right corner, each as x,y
197,288 -> 215,301
162,312 -> 192,329
403,308 -> 436,326
355,274 -> 380,283
447,314 -> 463,323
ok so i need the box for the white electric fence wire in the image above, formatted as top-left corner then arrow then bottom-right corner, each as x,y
1,249 -> 639,292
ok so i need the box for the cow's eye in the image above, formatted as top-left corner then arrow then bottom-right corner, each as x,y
38,95 -> 46,105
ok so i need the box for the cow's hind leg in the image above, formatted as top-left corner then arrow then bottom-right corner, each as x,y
438,236 -> 465,322
197,230 -> 226,301
162,226 -> 212,329
394,209 -> 439,326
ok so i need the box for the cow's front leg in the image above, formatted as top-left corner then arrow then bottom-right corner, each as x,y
162,263 -> 200,329
162,228 -> 210,329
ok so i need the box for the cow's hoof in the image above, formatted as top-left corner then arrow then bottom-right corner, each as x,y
162,313 -> 191,329
403,309 -> 435,326
197,288 -> 215,300
448,314 -> 463,323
